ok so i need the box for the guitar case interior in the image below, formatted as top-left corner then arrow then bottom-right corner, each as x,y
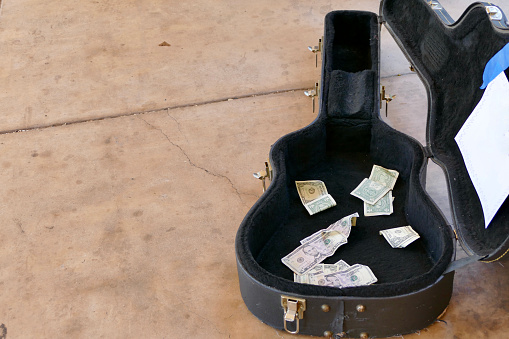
235,0 -> 509,337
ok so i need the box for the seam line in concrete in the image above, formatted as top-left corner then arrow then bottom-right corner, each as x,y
381,72 -> 416,79
0,87 -> 309,135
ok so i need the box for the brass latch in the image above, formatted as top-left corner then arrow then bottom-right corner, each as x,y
308,37 -> 323,67
380,85 -> 396,117
253,161 -> 273,192
304,82 -> 320,113
281,296 -> 306,334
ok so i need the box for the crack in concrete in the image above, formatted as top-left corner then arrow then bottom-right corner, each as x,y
0,87 -> 308,135
166,109 -> 188,143
137,116 -> 246,204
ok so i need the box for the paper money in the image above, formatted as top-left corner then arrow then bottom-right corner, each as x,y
307,264 -> 342,286
334,259 -> 351,271
294,273 -> 309,284
301,212 -> 359,244
282,231 -> 347,275
351,178 -> 391,205
296,180 -> 328,204
364,191 -> 393,216
369,165 -> 399,190
379,226 -> 420,248
304,194 -> 337,215
294,264 -> 323,283
323,264 -> 377,288
296,180 -> 337,215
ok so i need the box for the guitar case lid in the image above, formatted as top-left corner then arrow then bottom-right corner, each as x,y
380,0 -> 509,261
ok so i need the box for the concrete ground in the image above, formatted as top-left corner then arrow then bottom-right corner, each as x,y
0,0 -> 507,338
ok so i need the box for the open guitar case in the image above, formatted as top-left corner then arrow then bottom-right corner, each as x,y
235,0 -> 509,337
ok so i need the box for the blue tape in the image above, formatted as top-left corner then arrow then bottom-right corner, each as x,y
480,43 -> 509,89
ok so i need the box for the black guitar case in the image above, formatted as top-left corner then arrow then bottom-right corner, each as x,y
235,0 -> 509,337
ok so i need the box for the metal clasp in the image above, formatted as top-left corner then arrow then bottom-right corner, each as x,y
253,161 -> 273,192
486,6 -> 503,21
308,37 -> 323,67
304,82 -> 320,113
281,296 -> 306,334
380,85 -> 396,117
428,0 -> 443,10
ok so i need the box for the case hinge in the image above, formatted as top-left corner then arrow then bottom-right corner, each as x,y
281,296 -> 306,334
444,254 -> 485,274
423,145 -> 433,159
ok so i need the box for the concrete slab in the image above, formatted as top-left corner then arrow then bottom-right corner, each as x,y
0,0 -> 382,132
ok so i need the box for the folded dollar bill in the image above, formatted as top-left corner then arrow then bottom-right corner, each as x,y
296,180 -> 337,215
307,264 -> 344,285
334,259 -> 351,271
300,212 -> 359,244
282,230 -> 347,275
351,165 -> 399,216
364,191 -> 393,216
351,178 -> 391,205
379,225 -> 420,248
369,165 -> 399,190
294,262 -> 351,284
322,264 -> 377,288
294,264 -> 325,284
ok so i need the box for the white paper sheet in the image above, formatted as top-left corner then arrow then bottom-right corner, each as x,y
455,72 -> 509,228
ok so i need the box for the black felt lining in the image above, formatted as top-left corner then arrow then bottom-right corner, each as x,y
236,117 -> 453,298
382,0 -> 509,257
235,9 -> 453,298
327,70 -> 375,119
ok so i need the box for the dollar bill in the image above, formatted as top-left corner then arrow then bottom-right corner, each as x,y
369,165 -> 399,190
295,180 -> 329,205
294,264 -> 323,283
294,273 -> 309,284
282,230 -> 347,275
364,191 -> 393,216
322,264 -> 377,288
304,194 -> 337,215
307,264 -> 344,286
379,225 -> 420,248
296,180 -> 336,215
301,212 -> 359,244
294,264 -> 343,285
351,178 -> 391,205
334,259 -> 351,271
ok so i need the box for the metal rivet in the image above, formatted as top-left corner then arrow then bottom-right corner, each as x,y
323,331 -> 333,338
321,304 -> 330,312
356,304 -> 366,312
360,332 -> 369,338
336,332 -> 346,338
